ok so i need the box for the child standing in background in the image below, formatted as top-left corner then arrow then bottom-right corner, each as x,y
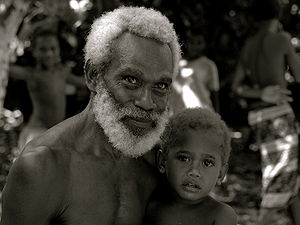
145,108 -> 237,225
8,27 -> 85,151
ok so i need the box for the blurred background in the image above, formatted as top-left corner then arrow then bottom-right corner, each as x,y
0,0 -> 300,224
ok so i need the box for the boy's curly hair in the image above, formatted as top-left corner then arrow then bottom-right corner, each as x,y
161,108 -> 231,164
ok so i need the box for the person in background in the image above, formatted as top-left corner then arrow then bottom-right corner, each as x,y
8,27 -> 86,151
232,0 -> 300,224
0,6 -> 181,225
170,30 -> 220,114
145,107 -> 237,225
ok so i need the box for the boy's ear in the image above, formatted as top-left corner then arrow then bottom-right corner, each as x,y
84,60 -> 98,92
157,148 -> 167,173
217,163 -> 228,185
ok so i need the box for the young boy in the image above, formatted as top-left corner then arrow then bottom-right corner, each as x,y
8,27 -> 85,150
145,108 -> 237,225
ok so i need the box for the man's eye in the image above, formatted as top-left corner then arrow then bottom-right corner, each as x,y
177,155 -> 190,162
203,159 -> 215,168
124,76 -> 138,84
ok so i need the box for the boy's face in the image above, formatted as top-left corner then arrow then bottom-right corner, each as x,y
163,129 -> 227,204
186,35 -> 205,59
32,35 -> 61,69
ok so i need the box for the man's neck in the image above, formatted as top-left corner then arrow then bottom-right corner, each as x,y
77,100 -> 111,157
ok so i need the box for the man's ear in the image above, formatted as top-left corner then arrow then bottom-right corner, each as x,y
217,163 -> 228,185
157,148 -> 167,173
84,60 -> 98,92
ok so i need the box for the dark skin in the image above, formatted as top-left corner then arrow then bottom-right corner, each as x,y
145,129 -> 236,225
1,32 -> 174,225
232,19 -> 300,104
232,18 -> 300,225
146,194 -> 235,225
9,35 -> 85,128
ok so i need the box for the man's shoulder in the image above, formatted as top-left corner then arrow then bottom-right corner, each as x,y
2,146 -> 69,221
20,120 -> 78,174
17,145 -> 69,179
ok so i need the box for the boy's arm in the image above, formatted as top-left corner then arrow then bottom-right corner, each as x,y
0,147 -> 63,225
8,64 -> 30,80
231,60 -> 262,99
208,62 -> 220,112
232,60 -> 292,104
214,204 -> 238,225
64,64 -> 86,88
210,91 -> 219,113
67,73 -> 86,88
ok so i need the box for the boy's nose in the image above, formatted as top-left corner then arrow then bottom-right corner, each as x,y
187,168 -> 201,178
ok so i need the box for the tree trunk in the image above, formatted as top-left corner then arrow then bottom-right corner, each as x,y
0,0 -> 30,114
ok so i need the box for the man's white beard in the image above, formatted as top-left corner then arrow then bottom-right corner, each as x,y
92,79 -> 169,158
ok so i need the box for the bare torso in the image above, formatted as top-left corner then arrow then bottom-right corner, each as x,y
242,31 -> 289,88
145,193 -> 232,225
1,105 -> 158,225
26,66 -> 68,128
54,152 -> 156,225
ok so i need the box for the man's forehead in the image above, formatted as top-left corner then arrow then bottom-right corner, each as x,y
113,32 -> 172,58
111,32 -> 173,76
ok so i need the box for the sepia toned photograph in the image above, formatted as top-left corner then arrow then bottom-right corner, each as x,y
0,0 -> 300,224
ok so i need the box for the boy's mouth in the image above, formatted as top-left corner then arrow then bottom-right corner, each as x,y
182,181 -> 201,192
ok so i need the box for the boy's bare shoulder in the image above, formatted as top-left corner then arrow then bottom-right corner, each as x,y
268,31 -> 292,47
207,197 -> 237,225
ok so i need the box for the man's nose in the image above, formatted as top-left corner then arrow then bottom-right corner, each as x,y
134,88 -> 156,111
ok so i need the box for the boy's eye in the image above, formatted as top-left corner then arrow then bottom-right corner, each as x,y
202,159 -> 215,168
177,155 -> 190,162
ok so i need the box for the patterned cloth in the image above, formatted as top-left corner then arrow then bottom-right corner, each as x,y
248,103 -> 299,208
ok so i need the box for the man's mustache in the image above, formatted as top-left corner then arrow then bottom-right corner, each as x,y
116,104 -> 163,121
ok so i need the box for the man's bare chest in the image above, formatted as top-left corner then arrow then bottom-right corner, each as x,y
58,155 -> 157,225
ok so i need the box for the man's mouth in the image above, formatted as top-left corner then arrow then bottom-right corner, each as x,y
123,117 -> 155,133
182,181 -> 201,192
130,117 -> 154,129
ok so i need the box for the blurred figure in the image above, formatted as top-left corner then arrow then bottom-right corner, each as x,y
8,27 -> 85,151
170,30 -> 220,114
232,0 -> 300,224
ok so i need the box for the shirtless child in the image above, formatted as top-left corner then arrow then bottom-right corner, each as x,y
9,28 -> 85,149
145,108 -> 237,225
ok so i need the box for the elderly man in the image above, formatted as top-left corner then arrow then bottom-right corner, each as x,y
0,6 -> 181,225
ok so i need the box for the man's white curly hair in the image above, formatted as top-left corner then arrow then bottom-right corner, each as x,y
84,6 -> 181,77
